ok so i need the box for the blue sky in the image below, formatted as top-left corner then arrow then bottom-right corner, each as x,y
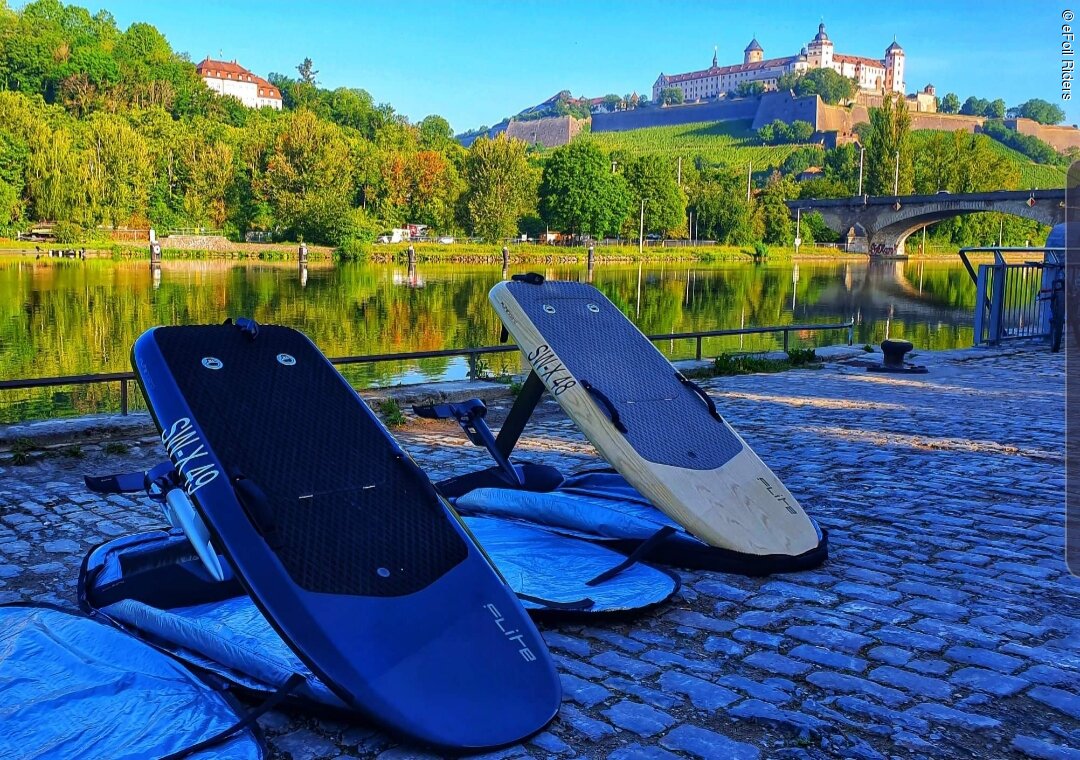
80,0 -> 1074,130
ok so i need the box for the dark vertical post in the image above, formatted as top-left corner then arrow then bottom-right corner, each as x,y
587,245 -> 595,271
298,241 -> 308,264
407,245 -> 416,267
502,246 -> 509,269
120,379 -> 128,416
495,371 -> 547,459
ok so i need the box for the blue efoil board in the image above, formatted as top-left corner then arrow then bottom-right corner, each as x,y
131,323 -> 560,751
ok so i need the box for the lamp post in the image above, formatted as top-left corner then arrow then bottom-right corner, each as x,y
857,144 -> 865,196
638,198 -> 646,255
794,207 -> 802,254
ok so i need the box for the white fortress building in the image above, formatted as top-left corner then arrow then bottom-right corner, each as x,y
196,58 -> 283,109
652,24 -> 905,103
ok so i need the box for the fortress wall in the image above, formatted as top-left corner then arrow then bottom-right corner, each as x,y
1005,118 -> 1080,151
505,116 -> 586,148
591,98 -> 758,132
750,92 -> 822,130
909,113 -> 985,132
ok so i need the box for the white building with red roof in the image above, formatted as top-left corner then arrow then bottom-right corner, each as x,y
652,24 -> 905,104
196,58 -> 283,109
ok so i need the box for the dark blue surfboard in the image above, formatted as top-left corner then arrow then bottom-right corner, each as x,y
131,322 -> 560,751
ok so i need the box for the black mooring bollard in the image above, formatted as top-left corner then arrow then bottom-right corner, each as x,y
880,339 -> 913,369
869,339 -> 927,374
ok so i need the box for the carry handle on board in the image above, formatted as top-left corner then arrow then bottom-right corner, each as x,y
580,380 -> 628,434
676,373 -> 723,422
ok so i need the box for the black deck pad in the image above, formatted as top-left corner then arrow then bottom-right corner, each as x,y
152,326 -> 467,597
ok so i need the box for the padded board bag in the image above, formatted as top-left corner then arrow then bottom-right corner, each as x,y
130,320 -> 560,751
490,276 -> 824,559
0,604 -> 263,760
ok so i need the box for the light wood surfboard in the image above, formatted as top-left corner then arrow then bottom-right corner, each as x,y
490,278 -> 820,557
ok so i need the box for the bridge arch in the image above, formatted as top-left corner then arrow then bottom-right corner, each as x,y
788,190 -> 1065,257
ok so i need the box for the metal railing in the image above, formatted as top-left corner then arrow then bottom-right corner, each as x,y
0,319 -> 854,416
960,247 -> 1064,346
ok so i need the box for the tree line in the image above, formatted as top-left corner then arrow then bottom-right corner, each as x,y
0,0 -> 1055,254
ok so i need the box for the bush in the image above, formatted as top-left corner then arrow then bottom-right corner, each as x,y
335,236 -> 371,261
53,221 -> 85,244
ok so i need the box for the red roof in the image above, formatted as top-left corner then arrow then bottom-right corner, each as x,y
196,58 -> 281,99
832,53 -> 885,69
662,56 -> 798,84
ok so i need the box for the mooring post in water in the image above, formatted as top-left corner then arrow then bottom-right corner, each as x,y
502,246 -> 509,269
298,241 -> 308,264
587,245 -> 595,270
407,245 -> 416,267
149,228 -> 161,265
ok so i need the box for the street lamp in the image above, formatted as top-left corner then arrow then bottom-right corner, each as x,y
638,198 -> 646,255
857,143 -> 865,196
794,207 -> 802,254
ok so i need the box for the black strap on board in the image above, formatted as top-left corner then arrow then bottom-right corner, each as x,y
510,272 -> 545,285
581,380 -> 628,434
676,373 -> 723,422
160,673 -> 305,760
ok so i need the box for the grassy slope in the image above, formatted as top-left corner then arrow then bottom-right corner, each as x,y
588,120 -> 800,171
588,120 -> 1067,188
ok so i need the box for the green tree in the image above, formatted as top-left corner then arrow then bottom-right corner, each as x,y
940,92 -> 960,113
1012,98 -> 1066,125
789,120 -> 814,142
257,109 -> 353,243
624,154 -> 686,236
823,143 -> 859,194
960,96 -> 988,116
659,87 -> 684,106
464,133 -> 533,242
687,167 -> 754,244
778,68 -> 856,104
418,115 -> 453,150
758,172 -> 796,245
864,94 -> 914,196
296,57 -> 318,85
539,141 -> 629,237
735,81 -> 765,98
985,98 -> 1006,119
781,145 -> 825,176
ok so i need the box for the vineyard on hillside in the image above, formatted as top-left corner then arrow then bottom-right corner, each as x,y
588,120 -> 1067,190
908,131 -> 1068,190
587,121 -> 801,171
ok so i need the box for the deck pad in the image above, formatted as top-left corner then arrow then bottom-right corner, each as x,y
490,278 -> 823,557
132,322 -> 559,751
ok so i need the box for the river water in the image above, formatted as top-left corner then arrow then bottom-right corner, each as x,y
0,256 -> 980,422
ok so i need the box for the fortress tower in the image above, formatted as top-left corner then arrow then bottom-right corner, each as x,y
806,23 -> 833,69
744,38 -> 763,64
884,39 -> 905,93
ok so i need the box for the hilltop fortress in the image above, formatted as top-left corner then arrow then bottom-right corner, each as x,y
653,24 -> 905,103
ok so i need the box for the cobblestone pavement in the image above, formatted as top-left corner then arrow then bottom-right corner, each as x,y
0,345 -> 1076,760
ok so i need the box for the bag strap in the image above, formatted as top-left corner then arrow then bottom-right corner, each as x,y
160,673 -> 305,760
586,526 -> 677,586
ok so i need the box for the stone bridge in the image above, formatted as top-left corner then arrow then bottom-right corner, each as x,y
788,189 -> 1066,257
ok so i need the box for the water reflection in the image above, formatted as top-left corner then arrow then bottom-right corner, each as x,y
0,256 -> 980,421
